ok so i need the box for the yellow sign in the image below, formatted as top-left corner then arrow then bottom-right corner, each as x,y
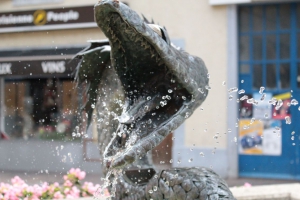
33,10 -> 47,26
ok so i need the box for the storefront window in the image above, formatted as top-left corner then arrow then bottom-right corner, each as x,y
4,78 -> 79,140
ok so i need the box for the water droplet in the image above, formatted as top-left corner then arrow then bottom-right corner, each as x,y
153,186 -> 157,191
91,104 -> 95,109
171,79 -> 175,83
177,159 -> 181,164
247,98 -> 254,104
199,152 -> 205,157
291,99 -> 298,106
165,181 -> 169,186
168,89 -> 173,93
260,93 -> 266,101
264,113 -> 269,119
147,96 -> 151,100
198,88 -> 204,93
207,73 -> 210,78
228,87 -> 238,93
172,137 -> 175,140
291,136 -> 295,140
148,190 -> 153,194
238,89 -> 245,94
285,116 -> 291,124
182,96 -> 186,100
291,131 -> 295,135
169,159 -> 173,163
188,158 -> 193,162
239,95 -> 248,101
275,100 -> 283,110
268,98 -> 277,105
250,118 -> 255,124
241,80 -> 244,83
205,85 -> 211,90
229,95 -> 233,100
259,87 -> 265,94
222,81 -> 226,86
234,137 -> 237,143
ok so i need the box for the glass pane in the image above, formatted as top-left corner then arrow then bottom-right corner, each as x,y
253,35 -> 262,60
280,63 -> 290,89
266,6 -> 277,31
266,64 -> 277,89
253,64 -> 263,89
279,5 -> 290,29
240,64 -> 250,74
298,33 -> 300,58
239,7 -> 250,32
4,79 -> 78,140
297,4 -> 300,29
298,63 -> 300,88
253,6 -> 263,31
280,34 -> 290,59
266,34 -> 277,60
239,36 -> 250,61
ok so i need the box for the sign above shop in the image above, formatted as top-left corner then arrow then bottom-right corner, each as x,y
209,0 -> 295,5
13,0 -> 63,6
0,59 -> 79,78
0,6 -> 96,33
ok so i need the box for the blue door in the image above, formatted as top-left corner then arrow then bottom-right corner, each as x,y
238,3 -> 300,179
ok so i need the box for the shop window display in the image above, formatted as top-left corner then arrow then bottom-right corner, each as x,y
4,78 -> 79,140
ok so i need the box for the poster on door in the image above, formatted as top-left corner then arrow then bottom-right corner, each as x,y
253,93 -> 272,119
272,92 -> 291,120
239,119 -> 282,156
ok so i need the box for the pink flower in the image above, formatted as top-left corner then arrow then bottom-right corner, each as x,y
64,187 -> 70,195
70,186 -> 80,198
64,180 -> 73,187
53,191 -> 64,200
78,171 -> 86,180
244,182 -> 252,188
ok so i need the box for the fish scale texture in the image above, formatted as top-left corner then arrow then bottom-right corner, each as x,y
114,167 -> 236,200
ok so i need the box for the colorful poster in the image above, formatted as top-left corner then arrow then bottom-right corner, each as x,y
253,93 -> 272,119
239,119 -> 282,156
239,119 -> 263,155
262,120 -> 282,156
272,92 -> 291,120
239,94 -> 253,118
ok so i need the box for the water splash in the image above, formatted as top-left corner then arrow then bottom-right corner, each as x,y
259,87 -> 265,94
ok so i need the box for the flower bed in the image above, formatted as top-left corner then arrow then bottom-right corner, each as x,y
0,168 -> 110,200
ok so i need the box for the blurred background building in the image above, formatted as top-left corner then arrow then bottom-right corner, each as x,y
0,0 -> 299,181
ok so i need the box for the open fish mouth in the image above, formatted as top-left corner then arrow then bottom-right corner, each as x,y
94,0 -> 209,168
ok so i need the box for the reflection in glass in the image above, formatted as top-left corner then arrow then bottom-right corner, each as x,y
280,64 -> 290,89
239,7 -> 250,32
279,5 -> 290,29
266,64 -> 276,89
298,33 -> 300,58
240,64 -> 250,74
253,6 -> 263,31
297,4 -> 300,29
266,34 -> 277,60
4,79 -> 78,140
280,34 -> 290,59
239,36 -> 250,61
253,64 -> 263,89
253,35 -> 262,60
266,6 -> 277,31
298,63 -> 300,88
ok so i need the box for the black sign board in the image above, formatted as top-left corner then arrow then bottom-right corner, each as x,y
0,59 -> 79,78
0,6 -> 97,33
